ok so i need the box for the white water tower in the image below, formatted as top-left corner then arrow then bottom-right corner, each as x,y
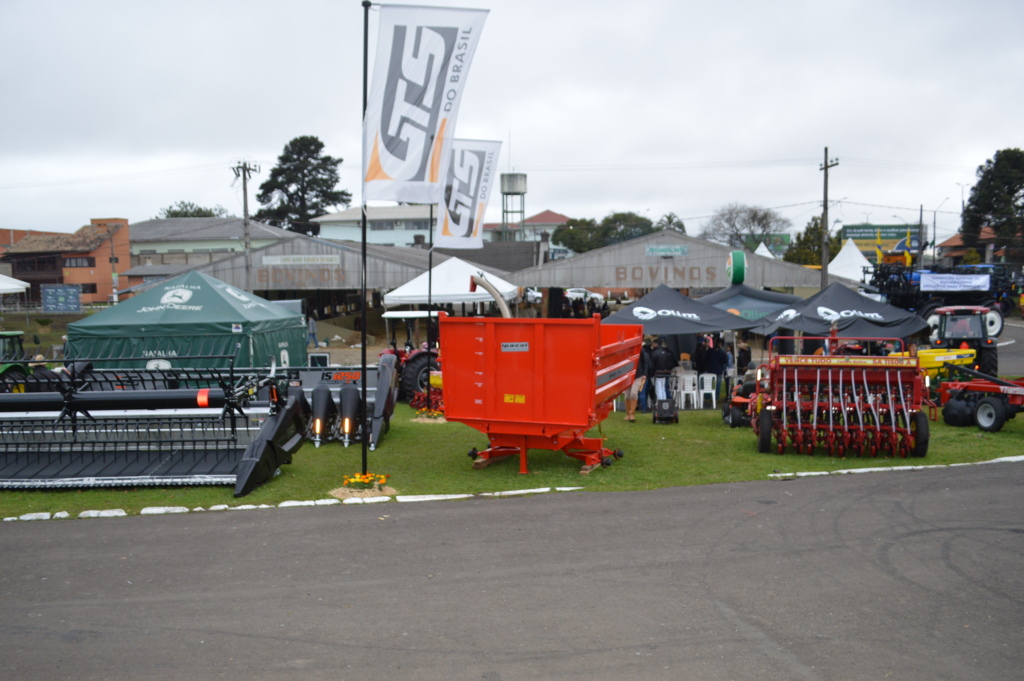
500,173 -> 527,241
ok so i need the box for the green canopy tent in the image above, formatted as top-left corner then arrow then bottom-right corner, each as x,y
66,271 -> 307,368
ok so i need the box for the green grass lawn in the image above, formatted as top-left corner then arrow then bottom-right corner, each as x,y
2,402 -> 1019,519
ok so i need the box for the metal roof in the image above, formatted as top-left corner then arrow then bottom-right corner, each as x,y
129,218 -> 293,242
506,229 -> 840,290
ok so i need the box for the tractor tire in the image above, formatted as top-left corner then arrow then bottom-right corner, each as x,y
730,405 -> 746,428
974,396 -> 1007,432
910,411 -> 929,457
920,303 -> 941,342
977,347 -> 998,378
400,353 -> 439,400
1,366 -> 27,393
984,307 -> 1004,337
757,409 -> 774,453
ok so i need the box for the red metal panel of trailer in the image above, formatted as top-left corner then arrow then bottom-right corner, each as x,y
439,314 -> 642,473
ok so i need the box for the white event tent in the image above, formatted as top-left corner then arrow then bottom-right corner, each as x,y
754,242 -> 775,259
829,238 -> 873,282
383,256 -> 519,306
0,273 -> 29,294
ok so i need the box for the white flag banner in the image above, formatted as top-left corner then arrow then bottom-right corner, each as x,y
434,139 -> 501,249
362,5 -> 488,204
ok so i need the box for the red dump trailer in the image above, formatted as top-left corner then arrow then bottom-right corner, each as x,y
439,314 -> 642,474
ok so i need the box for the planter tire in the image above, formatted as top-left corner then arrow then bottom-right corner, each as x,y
757,409 -> 774,453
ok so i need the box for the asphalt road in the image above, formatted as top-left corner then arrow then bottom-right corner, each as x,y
2,464 -> 1022,681
996,318 -> 1024,376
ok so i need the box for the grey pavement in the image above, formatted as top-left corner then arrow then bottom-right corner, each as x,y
2,463 -> 1022,681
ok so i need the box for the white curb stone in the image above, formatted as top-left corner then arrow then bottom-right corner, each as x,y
314,499 -> 341,506
362,496 -> 392,504
79,509 -> 127,519
480,488 -> 551,497
278,500 -> 317,508
209,504 -> 230,511
54,512 -> 70,519
140,506 -> 190,515
19,512 -> 51,521
395,491 -> 471,501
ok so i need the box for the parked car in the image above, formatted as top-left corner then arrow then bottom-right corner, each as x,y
564,288 -> 604,304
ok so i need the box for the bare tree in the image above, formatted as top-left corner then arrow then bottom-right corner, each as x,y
699,203 -> 791,249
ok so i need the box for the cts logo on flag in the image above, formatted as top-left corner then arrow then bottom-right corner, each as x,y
373,24 -> 457,183
443,147 -> 486,238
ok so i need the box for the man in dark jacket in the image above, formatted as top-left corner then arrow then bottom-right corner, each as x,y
650,337 -> 678,401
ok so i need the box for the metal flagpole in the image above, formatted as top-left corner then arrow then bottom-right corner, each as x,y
426,203 -> 434,411
360,0 -> 371,475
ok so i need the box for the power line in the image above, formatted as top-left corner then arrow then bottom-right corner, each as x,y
0,161 -> 239,191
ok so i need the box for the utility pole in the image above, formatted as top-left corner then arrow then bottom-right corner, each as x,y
232,161 -> 259,292
820,147 -> 839,290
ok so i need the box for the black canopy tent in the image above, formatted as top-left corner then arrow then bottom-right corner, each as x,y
603,285 -> 759,335
697,284 -> 801,322
604,285 -> 758,361
756,282 -> 929,339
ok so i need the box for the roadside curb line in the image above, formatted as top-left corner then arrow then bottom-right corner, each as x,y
768,455 -> 1024,480
2,487 -> 587,522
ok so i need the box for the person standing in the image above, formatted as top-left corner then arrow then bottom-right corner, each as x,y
307,313 -> 318,349
650,337 -> 678,401
623,337 -> 653,421
704,341 -> 728,403
26,356 -> 63,392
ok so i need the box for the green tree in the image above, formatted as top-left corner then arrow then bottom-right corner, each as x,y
550,211 -> 657,254
699,203 -> 791,249
655,212 -> 686,234
783,216 -> 841,266
551,218 -> 599,253
961,148 -> 1024,256
157,201 -> 231,218
255,136 -> 352,231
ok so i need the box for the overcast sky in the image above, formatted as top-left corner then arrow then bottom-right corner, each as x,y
2,0 -> 1021,247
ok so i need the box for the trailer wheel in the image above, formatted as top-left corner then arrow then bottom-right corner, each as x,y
974,397 -> 1007,432
910,411 -> 929,457
757,410 -> 774,453
977,348 -> 998,378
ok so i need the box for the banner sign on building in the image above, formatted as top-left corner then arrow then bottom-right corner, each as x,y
843,224 -> 921,259
919,273 -> 991,292
362,5 -> 489,204
435,138 -> 501,249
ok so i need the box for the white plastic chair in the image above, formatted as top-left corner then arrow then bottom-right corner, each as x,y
677,372 -> 699,409
698,373 -> 717,409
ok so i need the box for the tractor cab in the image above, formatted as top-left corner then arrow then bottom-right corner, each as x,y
932,306 -> 998,376
0,331 -> 26,362
0,331 -> 29,388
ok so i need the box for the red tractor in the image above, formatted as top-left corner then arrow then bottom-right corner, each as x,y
928,306 -> 998,378
378,311 -> 440,400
